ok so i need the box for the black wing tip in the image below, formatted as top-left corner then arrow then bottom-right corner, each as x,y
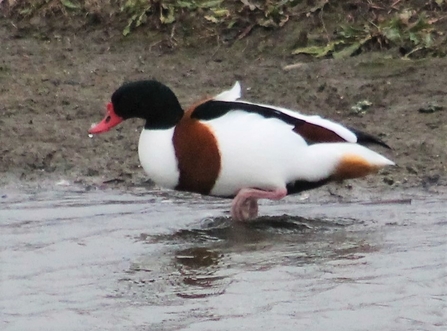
348,127 -> 392,150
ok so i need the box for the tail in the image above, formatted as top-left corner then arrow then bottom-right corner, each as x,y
304,143 -> 395,182
214,81 -> 241,101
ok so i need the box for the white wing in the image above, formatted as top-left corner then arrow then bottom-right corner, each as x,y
236,100 -> 358,143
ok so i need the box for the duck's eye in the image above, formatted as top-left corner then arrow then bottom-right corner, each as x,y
105,115 -> 111,123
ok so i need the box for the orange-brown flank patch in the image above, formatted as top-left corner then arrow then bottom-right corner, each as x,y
172,102 -> 221,195
293,122 -> 346,143
334,154 -> 380,180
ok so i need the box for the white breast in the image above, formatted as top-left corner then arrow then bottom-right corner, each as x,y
138,128 -> 179,189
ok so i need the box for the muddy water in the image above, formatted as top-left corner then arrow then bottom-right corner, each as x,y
1,186 -> 446,330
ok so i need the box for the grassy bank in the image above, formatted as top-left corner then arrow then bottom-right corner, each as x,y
2,0 -> 447,58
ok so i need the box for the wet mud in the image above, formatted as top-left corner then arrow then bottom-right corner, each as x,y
0,22 -> 446,190
1,15 -> 446,331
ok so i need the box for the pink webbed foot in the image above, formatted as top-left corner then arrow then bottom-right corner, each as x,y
231,188 -> 287,221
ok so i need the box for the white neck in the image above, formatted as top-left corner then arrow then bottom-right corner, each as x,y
138,128 -> 179,189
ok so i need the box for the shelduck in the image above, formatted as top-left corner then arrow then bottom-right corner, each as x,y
89,80 -> 394,221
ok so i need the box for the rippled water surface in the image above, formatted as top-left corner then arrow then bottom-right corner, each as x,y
1,187 -> 446,330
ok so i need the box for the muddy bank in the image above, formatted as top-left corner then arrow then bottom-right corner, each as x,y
0,21 -> 446,193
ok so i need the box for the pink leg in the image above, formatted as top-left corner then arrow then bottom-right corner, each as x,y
231,188 -> 287,221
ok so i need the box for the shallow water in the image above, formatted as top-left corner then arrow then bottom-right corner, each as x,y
1,186 -> 446,331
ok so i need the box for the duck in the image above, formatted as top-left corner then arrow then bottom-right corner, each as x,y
89,80 -> 394,221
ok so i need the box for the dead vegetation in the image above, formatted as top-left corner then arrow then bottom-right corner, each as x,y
2,0 -> 447,58
293,1 -> 447,58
